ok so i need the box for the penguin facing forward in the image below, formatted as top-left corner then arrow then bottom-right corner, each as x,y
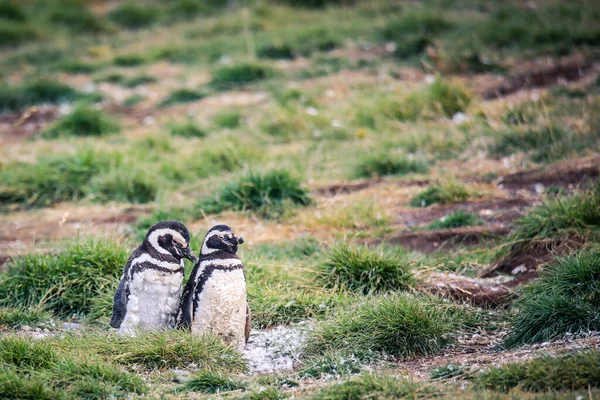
178,225 -> 250,350
111,220 -> 197,335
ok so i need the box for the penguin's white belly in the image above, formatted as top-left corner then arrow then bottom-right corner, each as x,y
191,269 -> 247,349
119,269 -> 183,335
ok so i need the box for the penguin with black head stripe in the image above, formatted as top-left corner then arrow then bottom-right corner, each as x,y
178,224 -> 250,350
111,220 -> 197,335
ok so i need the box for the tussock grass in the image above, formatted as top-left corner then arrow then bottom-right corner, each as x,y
108,3 -> 159,30
160,88 -> 206,107
122,74 -> 156,88
311,374 -> 437,400
304,293 -> 461,359
198,170 -> 311,218
240,387 -> 286,400
474,350 -> 600,392
61,331 -> 247,372
315,245 -> 414,294
354,154 -> 428,178
112,54 -> 145,67
496,185 -> 600,264
0,369 -> 57,400
0,308 -> 53,330
0,79 -> 82,112
489,125 -> 600,164
0,21 -> 37,47
410,182 -> 472,207
122,94 -> 144,107
503,250 -> 600,348
213,109 -> 242,129
41,105 -> 119,138
168,121 -> 206,138
380,10 -> 454,41
0,1 -> 26,21
427,210 -> 484,230
57,60 -> 102,74
0,336 -> 147,399
211,63 -> 276,90
181,370 -> 247,394
86,167 -> 158,203
0,239 -> 128,318
45,1 -> 108,34
298,350 -> 372,379
0,150 -> 111,209
248,285 -> 349,329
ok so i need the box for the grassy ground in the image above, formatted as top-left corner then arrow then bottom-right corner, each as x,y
1,0 -> 599,398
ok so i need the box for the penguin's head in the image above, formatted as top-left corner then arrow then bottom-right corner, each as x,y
145,220 -> 197,263
201,225 -> 244,255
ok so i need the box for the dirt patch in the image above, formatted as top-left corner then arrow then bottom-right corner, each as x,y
497,155 -> 600,191
363,225 -> 511,253
480,54 -> 593,99
480,238 -> 584,278
395,198 -> 533,228
314,178 -> 430,197
0,106 -> 60,140
422,271 -> 537,308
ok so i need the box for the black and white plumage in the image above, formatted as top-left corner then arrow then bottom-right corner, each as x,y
110,220 -> 197,335
178,224 -> 250,349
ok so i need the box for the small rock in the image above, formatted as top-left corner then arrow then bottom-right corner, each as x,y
452,112 -> 468,125
21,325 -> 32,332
172,369 -> 191,383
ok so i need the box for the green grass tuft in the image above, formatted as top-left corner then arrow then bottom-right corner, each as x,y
311,374 -> 437,400
0,308 -> 53,330
427,210 -> 484,230
0,1 -> 26,21
112,54 -> 146,67
168,121 -> 207,138
160,88 -> 206,107
304,293 -> 461,359
474,350 -> 600,392
380,10 -> 454,42
181,370 -> 247,394
0,239 -> 129,318
503,250 -> 600,348
198,170 -> 311,218
354,154 -> 428,178
86,167 -> 158,203
108,3 -> 159,30
410,182 -> 472,207
315,245 -> 414,294
0,79 -> 83,112
45,1 -> 108,34
496,185 -> 600,264
212,109 -> 242,129
211,63 -> 276,90
41,105 -> 119,138
0,21 -> 37,48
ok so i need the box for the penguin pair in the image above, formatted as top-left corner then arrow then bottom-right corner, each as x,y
110,221 -> 250,349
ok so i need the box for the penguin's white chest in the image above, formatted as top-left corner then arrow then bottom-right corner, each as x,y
119,268 -> 183,335
191,269 -> 247,349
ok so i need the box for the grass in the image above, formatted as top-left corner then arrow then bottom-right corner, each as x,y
503,250 -> 600,348
410,182 -> 472,207
489,125 -> 600,164
495,184 -> 600,265
168,120 -> 207,138
0,21 -> 37,48
66,331 -> 247,372
180,370 -> 247,394
311,374 -> 437,400
44,1 -> 108,34
0,308 -> 53,330
41,105 -> 119,138
122,74 -> 156,88
0,1 -> 26,21
86,167 -> 158,203
354,154 -> 428,178
427,210 -> 484,230
213,109 -> 242,129
0,79 -> 82,112
113,54 -> 146,67
315,245 -> 414,294
160,88 -> 206,107
0,239 -> 129,318
298,350 -> 369,379
210,63 -> 276,90
107,3 -> 159,30
198,170 -> 312,218
474,350 -> 600,392
304,293 -> 462,360
0,336 -> 147,399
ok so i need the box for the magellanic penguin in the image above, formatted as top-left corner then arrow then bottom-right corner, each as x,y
178,225 -> 250,350
110,220 -> 197,336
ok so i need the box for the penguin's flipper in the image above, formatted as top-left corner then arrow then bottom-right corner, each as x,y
110,278 -> 128,329
245,303 -> 251,343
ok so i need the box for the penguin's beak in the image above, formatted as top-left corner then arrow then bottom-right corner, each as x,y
236,236 -> 244,245
181,246 -> 198,263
